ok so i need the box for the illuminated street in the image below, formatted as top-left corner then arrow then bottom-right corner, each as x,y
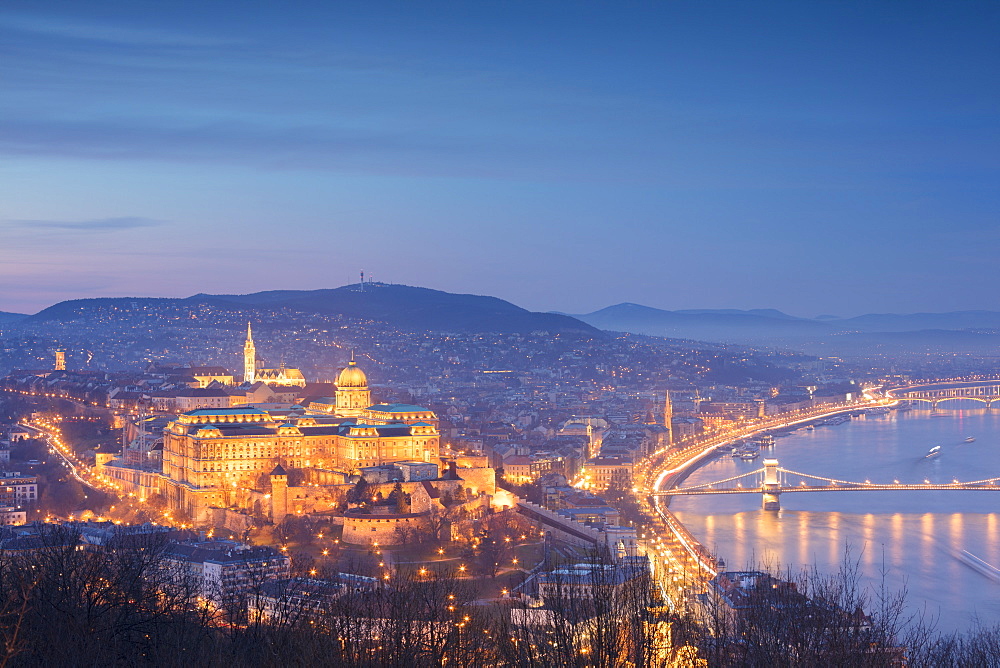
632,394 -> 892,607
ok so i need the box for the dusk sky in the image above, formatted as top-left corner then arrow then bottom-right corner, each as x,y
2,1 -> 998,317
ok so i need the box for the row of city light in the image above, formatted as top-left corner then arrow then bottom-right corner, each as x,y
629,395 -> 893,589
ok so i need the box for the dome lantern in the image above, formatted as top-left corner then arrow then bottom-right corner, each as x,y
337,359 -> 368,388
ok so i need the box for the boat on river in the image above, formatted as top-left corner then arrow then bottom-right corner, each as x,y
731,444 -> 759,459
756,435 -> 775,448
818,415 -> 851,426
925,445 -> 942,459
958,550 -> 1000,583
965,436 -> 976,443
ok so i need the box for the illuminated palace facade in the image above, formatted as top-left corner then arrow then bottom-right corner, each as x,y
103,359 -> 441,522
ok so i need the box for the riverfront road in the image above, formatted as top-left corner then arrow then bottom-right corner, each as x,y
631,398 -> 889,603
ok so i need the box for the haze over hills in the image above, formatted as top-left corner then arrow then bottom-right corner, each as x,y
838,311 -> 1000,332
26,284 -> 601,336
573,303 -> 829,341
11,284 -> 1000,356
569,303 -> 1000,354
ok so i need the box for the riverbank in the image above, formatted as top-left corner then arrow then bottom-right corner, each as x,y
671,406 -> 1000,631
632,399 -> 887,603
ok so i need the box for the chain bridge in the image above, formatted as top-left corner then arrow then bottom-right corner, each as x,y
888,380 -> 1000,408
653,459 -> 1000,510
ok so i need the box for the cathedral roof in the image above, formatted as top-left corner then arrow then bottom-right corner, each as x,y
257,368 -> 305,380
336,360 -> 368,388
270,464 -> 287,476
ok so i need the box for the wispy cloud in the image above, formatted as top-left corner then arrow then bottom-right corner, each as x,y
0,13 -> 238,49
0,118 -> 495,176
5,217 -> 165,231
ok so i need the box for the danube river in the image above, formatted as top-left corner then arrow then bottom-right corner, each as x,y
670,406 -> 1000,632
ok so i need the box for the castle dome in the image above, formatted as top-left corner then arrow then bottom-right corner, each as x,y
337,360 -> 368,388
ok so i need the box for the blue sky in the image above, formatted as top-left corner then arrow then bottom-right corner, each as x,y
1,1 -> 997,316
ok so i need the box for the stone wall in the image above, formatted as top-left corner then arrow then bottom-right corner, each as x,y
341,510 -> 428,545
455,465 -> 496,495
206,507 -> 255,533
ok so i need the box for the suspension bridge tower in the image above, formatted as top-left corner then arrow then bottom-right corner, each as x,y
762,458 -> 781,510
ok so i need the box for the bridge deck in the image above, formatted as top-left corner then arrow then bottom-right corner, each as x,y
656,484 -> 1000,495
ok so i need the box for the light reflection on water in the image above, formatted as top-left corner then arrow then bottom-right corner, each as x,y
671,407 -> 1000,631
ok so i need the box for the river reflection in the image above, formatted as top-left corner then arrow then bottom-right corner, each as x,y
671,407 -> 1000,631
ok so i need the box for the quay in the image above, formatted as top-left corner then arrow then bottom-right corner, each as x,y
638,377 -> 1000,608
633,397 -> 888,607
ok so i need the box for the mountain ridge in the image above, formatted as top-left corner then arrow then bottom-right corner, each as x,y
27,284 -> 601,336
17,288 -> 1000,350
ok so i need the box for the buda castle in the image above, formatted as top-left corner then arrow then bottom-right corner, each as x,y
100,331 -> 444,523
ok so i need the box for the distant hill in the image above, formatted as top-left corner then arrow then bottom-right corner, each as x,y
571,303 -> 1000,353
195,284 -> 600,334
673,308 -> 804,321
22,287 -> 1000,354
30,297 -> 183,322
573,303 -> 830,341
28,285 -> 600,336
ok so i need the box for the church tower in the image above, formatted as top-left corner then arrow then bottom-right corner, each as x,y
244,322 -> 256,384
663,390 -> 673,445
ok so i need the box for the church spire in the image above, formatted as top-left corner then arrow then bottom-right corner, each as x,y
243,321 -> 256,384
664,390 -> 673,444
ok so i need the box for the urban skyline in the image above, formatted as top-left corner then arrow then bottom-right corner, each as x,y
2,4 -> 1000,662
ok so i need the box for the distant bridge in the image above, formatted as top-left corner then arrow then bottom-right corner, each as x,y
653,459 -> 1000,510
888,380 -> 1000,408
